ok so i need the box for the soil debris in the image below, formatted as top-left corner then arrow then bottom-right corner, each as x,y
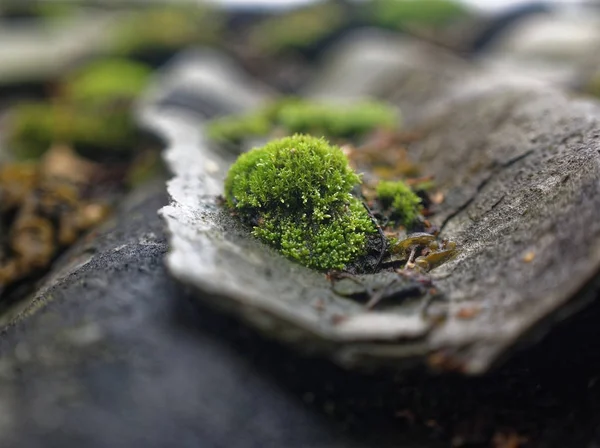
0,146 -> 112,295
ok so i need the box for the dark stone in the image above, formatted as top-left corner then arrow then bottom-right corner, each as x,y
4,181 -> 600,447
0,181 -> 440,448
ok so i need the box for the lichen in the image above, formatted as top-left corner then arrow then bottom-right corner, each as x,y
207,98 -> 399,142
376,180 -> 422,227
225,134 -> 375,270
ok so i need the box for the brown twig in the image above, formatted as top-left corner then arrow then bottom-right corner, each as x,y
365,279 -> 400,310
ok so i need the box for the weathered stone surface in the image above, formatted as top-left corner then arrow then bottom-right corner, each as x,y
284,31 -> 600,373
402,78 -> 600,372
157,40 -> 600,375
152,51 -> 446,371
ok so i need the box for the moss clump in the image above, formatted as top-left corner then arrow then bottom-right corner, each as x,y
376,180 -> 422,226
369,0 -> 467,30
225,134 -> 375,270
7,59 -> 152,160
207,98 -> 399,142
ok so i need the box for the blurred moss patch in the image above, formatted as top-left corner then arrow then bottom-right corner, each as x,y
247,2 -> 346,56
368,0 -> 467,31
207,98 -> 400,142
376,180 -> 422,227
6,59 -> 152,160
64,58 -> 151,106
110,6 -> 222,60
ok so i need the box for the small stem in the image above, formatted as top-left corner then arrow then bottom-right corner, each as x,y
404,247 -> 417,270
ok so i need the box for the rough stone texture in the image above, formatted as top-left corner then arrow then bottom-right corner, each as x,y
158,38 -> 600,375
397,79 -> 600,371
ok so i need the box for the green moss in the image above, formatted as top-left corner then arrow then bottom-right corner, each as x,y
6,103 -> 54,159
248,2 -> 345,55
376,180 -> 422,226
225,134 -> 375,270
207,98 -> 399,142
7,59 -> 152,160
110,6 -> 222,57
7,101 -> 142,160
369,0 -> 467,30
277,100 -> 398,138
